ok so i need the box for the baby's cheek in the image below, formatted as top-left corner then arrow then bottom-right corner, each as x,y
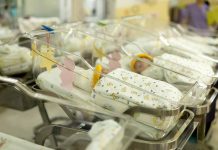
135,62 -> 150,73
143,63 -> 150,70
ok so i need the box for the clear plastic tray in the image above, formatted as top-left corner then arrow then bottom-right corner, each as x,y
26,28 -> 201,140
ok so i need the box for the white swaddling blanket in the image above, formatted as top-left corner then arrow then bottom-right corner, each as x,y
92,68 -> 182,131
142,53 -> 214,85
86,120 -> 124,150
96,51 -> 214,85
0,44 -> 32,75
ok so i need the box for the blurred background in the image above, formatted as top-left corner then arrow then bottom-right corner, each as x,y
0,0 -> 217,34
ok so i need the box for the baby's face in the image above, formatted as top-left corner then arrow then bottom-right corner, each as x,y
135,59 -> 150,73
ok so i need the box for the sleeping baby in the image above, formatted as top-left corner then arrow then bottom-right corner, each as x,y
131,53 -> 214,85
96,49 -> 214,87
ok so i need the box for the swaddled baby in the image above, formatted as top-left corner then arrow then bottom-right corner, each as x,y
96,48 -> 214,85
37,62 -> 183,135
0,44 -> 32,75
131,53 -> 214,85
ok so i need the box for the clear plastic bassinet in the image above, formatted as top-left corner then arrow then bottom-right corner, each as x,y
72,22 -> 214,105
26,27 -> 197,140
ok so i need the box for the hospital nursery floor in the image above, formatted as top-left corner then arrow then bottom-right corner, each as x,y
0,102 -> 218,150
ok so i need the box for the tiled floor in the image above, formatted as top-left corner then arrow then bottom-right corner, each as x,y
0,103 -> 67,142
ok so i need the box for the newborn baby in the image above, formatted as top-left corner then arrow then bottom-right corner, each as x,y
0,44 -> 32,75
131,53 -> 214,85
96,49 -> 214,85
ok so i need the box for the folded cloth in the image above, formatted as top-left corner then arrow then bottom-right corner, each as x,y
0,44 -> 32,75
86,120 -> 124,150
92,68 -> 182,131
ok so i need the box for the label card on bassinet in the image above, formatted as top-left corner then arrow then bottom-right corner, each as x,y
31,42 -> 56,72
58,57 -> 75,90
39,47 -> 56,71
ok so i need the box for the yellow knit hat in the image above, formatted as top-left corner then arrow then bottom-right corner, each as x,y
130,53 -> 153,72
92,64 -> 103,88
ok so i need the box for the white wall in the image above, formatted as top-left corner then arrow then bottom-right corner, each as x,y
22,0 -> 59,17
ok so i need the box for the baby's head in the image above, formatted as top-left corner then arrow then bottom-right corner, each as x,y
130,53 -> 153,74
